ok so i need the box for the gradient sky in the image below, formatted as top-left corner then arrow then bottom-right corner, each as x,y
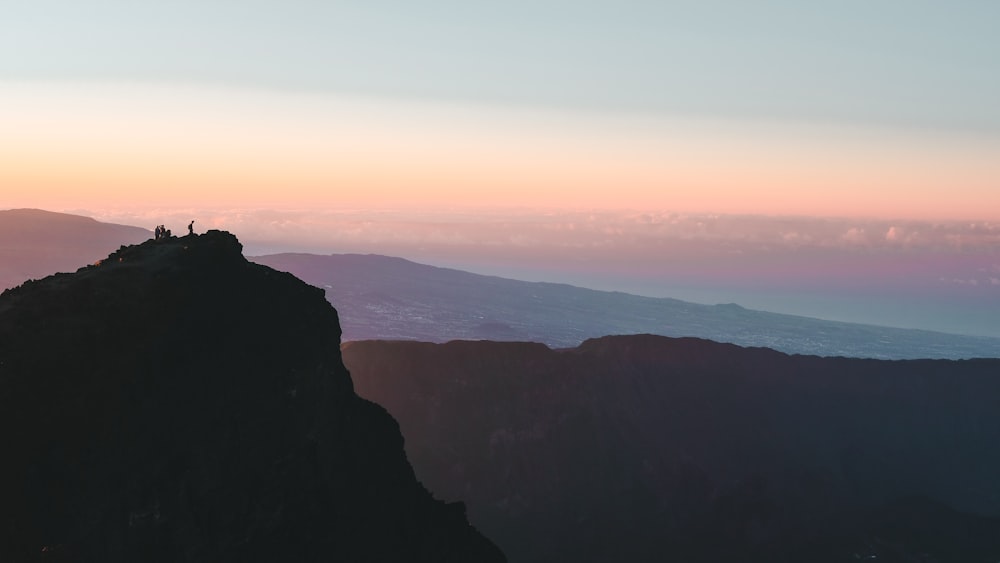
2,1 -> 998,220
2,1 -> 1000,336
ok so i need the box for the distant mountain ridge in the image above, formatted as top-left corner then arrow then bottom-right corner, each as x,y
0,208 -> 149,290
3,209 -> 997,360
253,252 -> 1000,360
343,336 -> 1000,562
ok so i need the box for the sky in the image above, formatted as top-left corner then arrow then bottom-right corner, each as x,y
3,0 -> 999,218
2,1 -> 999,335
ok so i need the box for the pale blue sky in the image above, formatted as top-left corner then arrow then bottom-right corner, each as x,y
3,0 -> 999,133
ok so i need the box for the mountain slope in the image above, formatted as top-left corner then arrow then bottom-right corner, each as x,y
253,253 -> 1000,359
343,336 -> 1000,563
0,208 -> 150,290
0,231 -> 504,562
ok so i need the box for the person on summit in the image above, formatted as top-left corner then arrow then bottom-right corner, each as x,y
188,220 -> 195,236
154,225 -> 162,240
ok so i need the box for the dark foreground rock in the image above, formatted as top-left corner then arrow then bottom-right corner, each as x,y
343,336 -> 1000,563
0,231 -> 504,563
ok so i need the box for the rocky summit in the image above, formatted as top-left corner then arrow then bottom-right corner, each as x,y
0,230 -> 505,563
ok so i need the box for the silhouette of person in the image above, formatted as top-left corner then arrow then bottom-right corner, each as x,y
154,225 -> 162,240
188,220 -> 195,236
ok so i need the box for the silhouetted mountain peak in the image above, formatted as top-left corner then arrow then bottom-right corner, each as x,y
96,229 -> 247,273
0,231 -> 504,562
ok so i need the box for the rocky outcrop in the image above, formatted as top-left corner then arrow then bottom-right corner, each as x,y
343,336 -> 1000,563
0,231 -> 504,562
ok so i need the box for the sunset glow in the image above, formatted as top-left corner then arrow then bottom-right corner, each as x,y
3,83 -> 998,221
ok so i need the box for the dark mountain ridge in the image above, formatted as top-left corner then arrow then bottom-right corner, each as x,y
0,231 -> 504,562
343,336 -> 1000,562
253,252 -> 1000,360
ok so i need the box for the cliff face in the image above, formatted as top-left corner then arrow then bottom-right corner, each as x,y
0,231 -> 504,563
342,336 -> 1000,563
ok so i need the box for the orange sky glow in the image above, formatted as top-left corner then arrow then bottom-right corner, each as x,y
2,84 -> 998,221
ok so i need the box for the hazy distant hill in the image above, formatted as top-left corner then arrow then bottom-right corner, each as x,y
0,208 -> 150,289
344,336 -> 1000,563
252,253 -> 1000,360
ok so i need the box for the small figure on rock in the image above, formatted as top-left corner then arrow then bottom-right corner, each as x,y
154,225 -> 162,240
188,220 -> 195,236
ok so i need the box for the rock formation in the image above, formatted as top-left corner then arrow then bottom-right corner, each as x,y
0,230 -> 505,562
343,336 -> 1000,563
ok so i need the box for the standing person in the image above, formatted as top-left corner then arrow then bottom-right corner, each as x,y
154,225 -> 162,240
188,221 -> 195,235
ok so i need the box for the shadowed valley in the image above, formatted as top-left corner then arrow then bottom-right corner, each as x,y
343,337 -> 1000,562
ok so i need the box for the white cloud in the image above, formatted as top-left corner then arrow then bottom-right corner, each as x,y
841,227 -> 867,244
